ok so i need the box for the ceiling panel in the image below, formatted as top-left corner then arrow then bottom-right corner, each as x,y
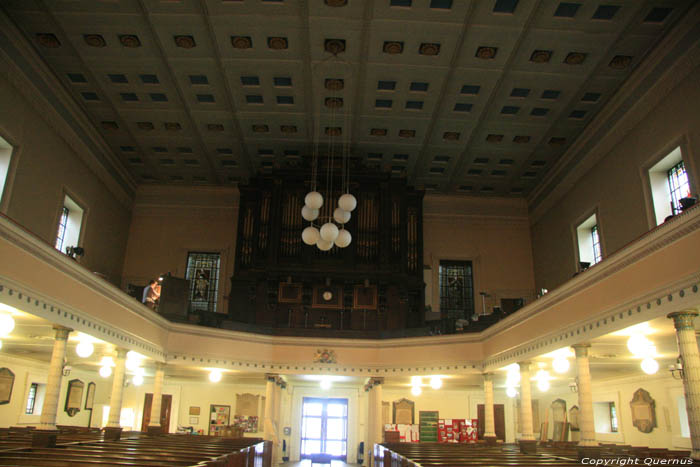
3,0 -> 693,195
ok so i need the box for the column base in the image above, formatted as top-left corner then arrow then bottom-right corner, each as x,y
32,430 -> 59,448
483,436 -> 498,445
103,426 -> 123,441
518,439 -> 538,454
146,425 -> 163,435
577,445 -> 602,460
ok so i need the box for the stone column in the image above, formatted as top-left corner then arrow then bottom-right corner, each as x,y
366,381 -> 376,466
518,361 -> 537,453
273,381 -> 284,465
33,326 -> 71,447
573,344 -> 597,453
374,380 -> 383,446
263,375 -> 276,442
669,310 -> 700,460
483,373 -> 497,444
147,362 -> 165,434
105,348 -> 128,440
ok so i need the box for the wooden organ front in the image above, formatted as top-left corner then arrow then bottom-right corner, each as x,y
229,162 -> 425,336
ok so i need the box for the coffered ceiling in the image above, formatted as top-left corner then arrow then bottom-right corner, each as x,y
2,0 -> 693,196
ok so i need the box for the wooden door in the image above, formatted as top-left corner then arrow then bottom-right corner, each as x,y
477,404 -> 505,441
141,394 -> 172,433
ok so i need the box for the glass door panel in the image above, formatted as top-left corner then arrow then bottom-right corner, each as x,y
300,397 -> 348,460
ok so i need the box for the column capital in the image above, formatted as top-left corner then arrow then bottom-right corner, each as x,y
668,310 -> 699,331
482,372 -> 494,381
115,348 -> 128,359
265,373 -> 278,383
364,377 -> 384,391
572,343 -> 591,358
154,362 -> 166,371
52,325 -> 72,340
518,361 -> 531,371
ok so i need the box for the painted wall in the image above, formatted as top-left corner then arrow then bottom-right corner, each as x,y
423,195 -> 536,316
0,354 -> 110,429
121,185 -> 238,314
0,71 -> 132,284
530,62 -> 700,291
537,373 -> 690,450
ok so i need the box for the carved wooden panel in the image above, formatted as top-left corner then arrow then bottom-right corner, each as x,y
312,285 -> 343,309
236,393 -> 259,417
278,283 -> 302,303
353,285 -> 377,310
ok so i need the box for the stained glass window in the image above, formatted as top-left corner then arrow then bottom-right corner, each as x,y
438,261 -> 474,320
185,252 -> 221,313
667,161 -> 690,215
591,225 -> 602,264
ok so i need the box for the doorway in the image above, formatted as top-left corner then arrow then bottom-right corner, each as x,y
300,397 -> 348,461
141,394 -> 172,433
477,404 -> 506,441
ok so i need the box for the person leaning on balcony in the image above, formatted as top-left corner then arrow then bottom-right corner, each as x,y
142,279 -> 160,310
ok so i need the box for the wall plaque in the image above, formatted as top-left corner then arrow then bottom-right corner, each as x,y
393,398 -> 415,425
0,368 -> 14,405
236,393 -> 259,417
65,379 -> 84,417
630,388 -> 657,433
84,382 -> 96,410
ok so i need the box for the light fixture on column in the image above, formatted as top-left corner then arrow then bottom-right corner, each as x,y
99,365 -> 112,378
126,351 -> 144,371
411,385 -> 422,396
506,386 -> 517,398
209,369 -> 222,383
669,356 -> 684,380
301,56 -> 354,251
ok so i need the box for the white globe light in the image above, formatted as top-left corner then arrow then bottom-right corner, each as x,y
302,206 -> 319,222
305,191 -> 324,210
506,386 -> 517,398
320,379 -> 332,390
209,370 -> 222,383
338,193 -> 357,212
641,358 -> 659,375
537,379 -> 550,392
126,358 -> 140,371
132,374 -> 144,386
627,335 -> 654,357
335,229 -> 352,248
99,365 -> 112,378
411,385 -> 422,396
430,376 -> 442,390
317,239 -> 334,251
333,208 -> 351,224
0,314 -> 15,336
302,226 -> 320,245
320,222 -> 339,242
552,357 -> 570,374
76,341 -> 94,358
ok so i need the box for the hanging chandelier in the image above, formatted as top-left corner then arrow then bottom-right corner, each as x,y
301,54 -> 355,251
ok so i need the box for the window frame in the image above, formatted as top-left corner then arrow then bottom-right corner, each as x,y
642,140 -> 696,228
53,190 -> 87,255
667,160 -> 691,215
0,133 -> 19,214
25,382 -> 38,415
573,209 -> 603,270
